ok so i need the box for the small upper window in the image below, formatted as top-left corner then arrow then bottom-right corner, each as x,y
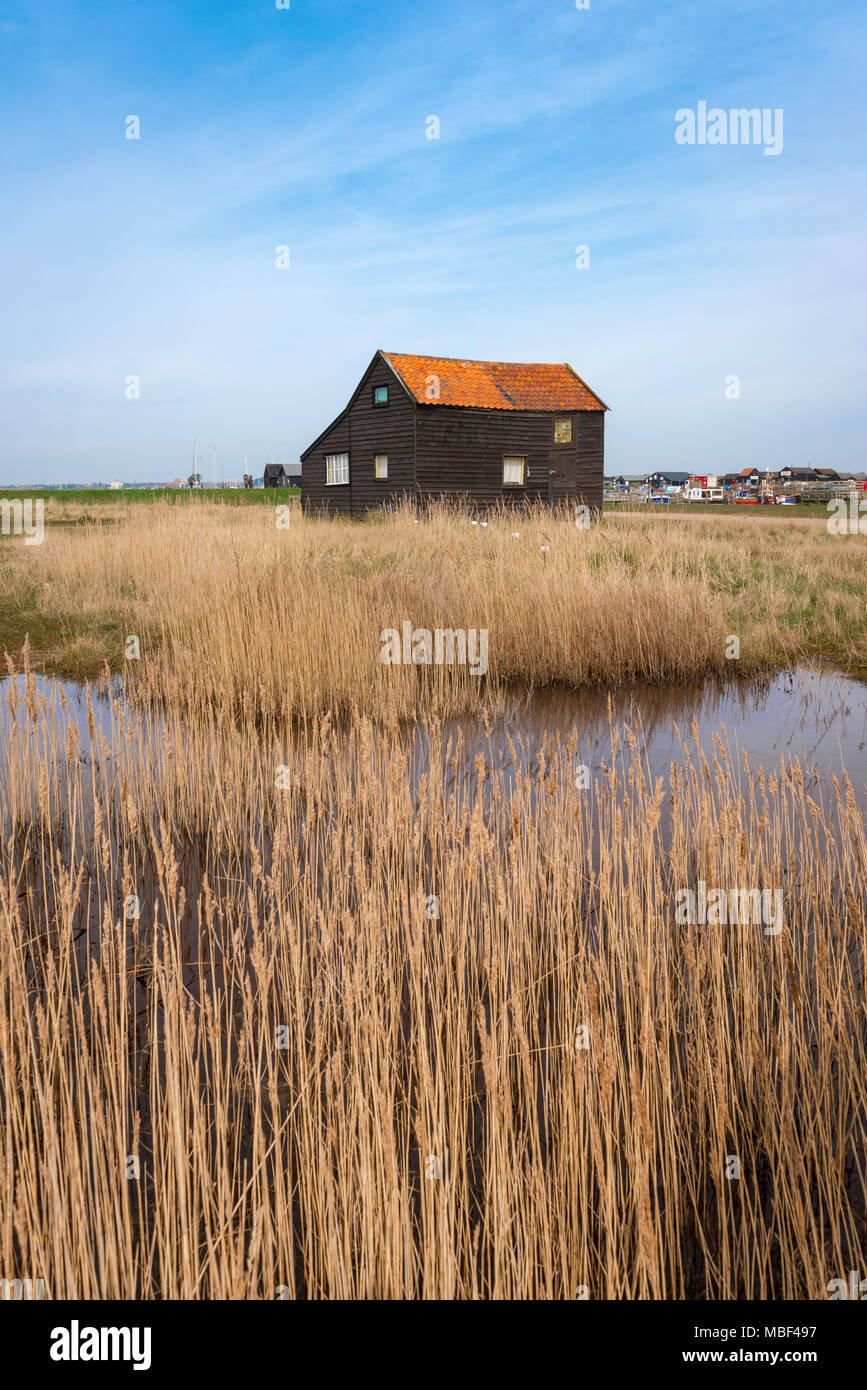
503,456 -> 525,486
373,385 -> 389,405
375,454 -> 388,479
554,417 -> 572,443
326,452 -> 349,486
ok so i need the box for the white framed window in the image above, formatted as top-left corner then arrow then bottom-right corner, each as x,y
374,454 -> 388,479
503,456 -> 525,486
554,417 -> 572,443
326,452 -> 349,486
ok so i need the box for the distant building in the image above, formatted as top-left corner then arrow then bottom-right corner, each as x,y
264,463 -> 300,488
779,467 -> 818,483
109,480 -> 123,490
646,470 -> 690,491
737,467 -> 762,488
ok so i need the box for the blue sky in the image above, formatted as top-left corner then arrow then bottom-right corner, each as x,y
0,0 -> 864,482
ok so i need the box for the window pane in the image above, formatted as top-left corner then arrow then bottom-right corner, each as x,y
375,454 -> 388,479
374,386 -> 388,404
326,453 -> 349,485
503,457 -> 525,485
554,417 -> 572,443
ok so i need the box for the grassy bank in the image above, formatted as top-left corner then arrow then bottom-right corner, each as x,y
0,498 -> 864,695
0,486 -> 299,519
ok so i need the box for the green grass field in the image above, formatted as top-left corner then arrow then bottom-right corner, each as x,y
0,487 -> 299,507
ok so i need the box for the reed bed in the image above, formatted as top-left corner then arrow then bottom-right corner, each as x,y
0,660 -> 864,1299
1,499 -> 865,698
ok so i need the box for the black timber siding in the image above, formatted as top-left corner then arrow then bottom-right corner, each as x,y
301,412 -> 351,513
415,406 -> 604,510
301,357 -> 415,515
574,410 -> 604,511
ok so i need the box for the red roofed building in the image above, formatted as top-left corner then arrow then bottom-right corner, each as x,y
300,350 -> 608,515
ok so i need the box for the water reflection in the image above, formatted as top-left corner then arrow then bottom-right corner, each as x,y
1,666 -> 864,810
409,666 -> 866,811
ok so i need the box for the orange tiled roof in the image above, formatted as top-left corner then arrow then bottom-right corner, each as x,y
381,352 -> 607,411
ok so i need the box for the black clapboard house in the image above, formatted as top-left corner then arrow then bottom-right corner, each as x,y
300,351 -> 608,516
647,470 -> 691,490
264,462 -> 300,488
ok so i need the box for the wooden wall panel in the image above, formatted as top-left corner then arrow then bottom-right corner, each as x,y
301,356 -> 415,516
345,358 -> 415,516
415,406 -> 604,510
300,415 -> 351,514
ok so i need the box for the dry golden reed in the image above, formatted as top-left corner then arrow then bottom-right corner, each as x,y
1,498 -> 865,700
0,648 -> 864,1299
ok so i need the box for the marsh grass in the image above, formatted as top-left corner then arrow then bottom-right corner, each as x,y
0,654 -> 864,1298
0,499 -> 865,690
0,501 -> 864,1299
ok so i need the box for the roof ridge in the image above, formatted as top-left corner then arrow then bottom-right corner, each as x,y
384,351 -> 571,368
380,351 -> 608,412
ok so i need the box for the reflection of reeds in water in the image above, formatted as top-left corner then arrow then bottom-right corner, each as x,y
0,660 -> 865,1299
